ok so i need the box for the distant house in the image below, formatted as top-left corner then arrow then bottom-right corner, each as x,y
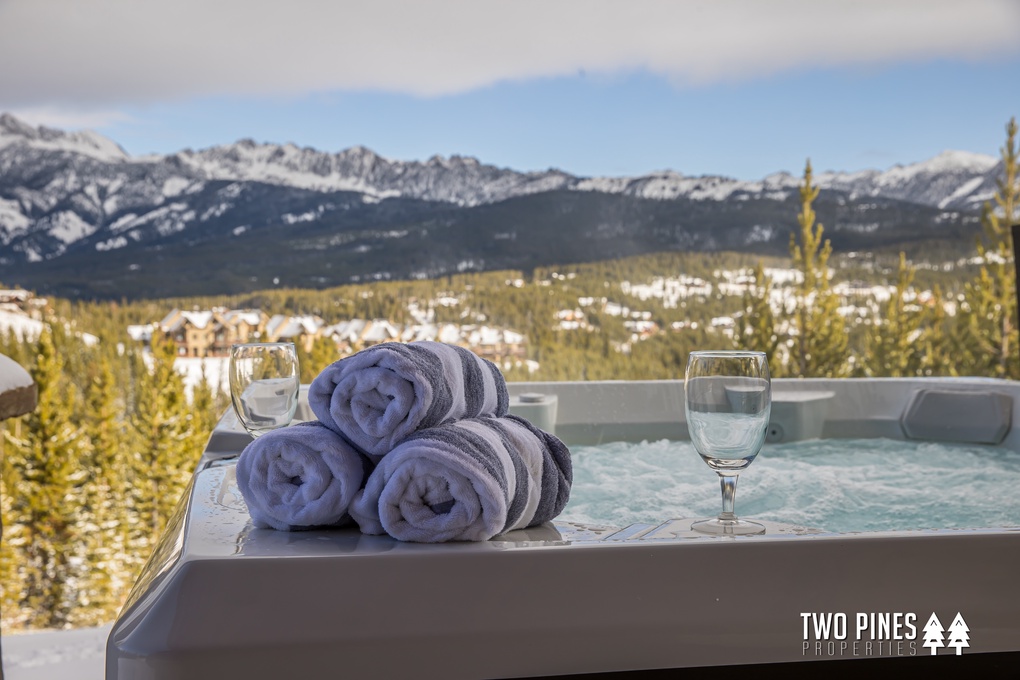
322,319 -> 367,354
142,307 -> 528,363
463,325 -> 527,363
0,288 -> 48,320
399,323 -> 462,345
265,314 -> 324,353
321,318 -> 400,353
0,289 -> 32,305
158,308 -> 269,357
217,309 -> 267,352
160,310 -> 214,357
359,319 -> 401,347
400,323 -> 439,343
555,308 -> 589,331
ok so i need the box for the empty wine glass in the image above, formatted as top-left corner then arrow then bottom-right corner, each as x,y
685,350 -> 771,535
229,342 -> 300,438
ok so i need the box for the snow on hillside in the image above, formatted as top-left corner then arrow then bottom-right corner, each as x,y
911,149 -> 999,174
138,353 -> 230,398
0,309 -> 44,341
814,149 -> 999,210
174,356 -> 230,396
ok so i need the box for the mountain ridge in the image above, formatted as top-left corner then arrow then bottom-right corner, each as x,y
0,112 -> 1001,209
0,113 -> 998,299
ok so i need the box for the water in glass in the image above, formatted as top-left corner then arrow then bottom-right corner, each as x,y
230,342 -> 299,438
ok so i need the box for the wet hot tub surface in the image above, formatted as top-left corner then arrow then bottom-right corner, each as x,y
563,438 -> 1020,533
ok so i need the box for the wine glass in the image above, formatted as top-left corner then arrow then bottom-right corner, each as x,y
685,350 -> 771,535
229,342 -> 300,438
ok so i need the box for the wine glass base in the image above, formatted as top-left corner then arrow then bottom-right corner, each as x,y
691,517 -> 766,536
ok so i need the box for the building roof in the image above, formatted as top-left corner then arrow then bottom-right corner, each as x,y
361,319 -> 399,343
267,314 -> 323,339
220,309 -> 263,326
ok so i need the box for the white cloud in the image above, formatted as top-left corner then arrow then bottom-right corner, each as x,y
0,0 -> 1017,110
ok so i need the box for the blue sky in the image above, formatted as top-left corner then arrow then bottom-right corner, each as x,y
2,1 -> 1019,180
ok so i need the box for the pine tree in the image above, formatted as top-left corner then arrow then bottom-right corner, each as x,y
73,354 -> 131,626
1,338 -> 34,633
787,160 -> 850,377
917,286 -> 958,377
738,261 -> 782,376
297,336 -> 339,384
956,117 -> 1020,378
1,411 -> 29,630
6,326 -> 84,628
129,334 -> 193,555
867,253 -> 923,377
187,363 -> 224,454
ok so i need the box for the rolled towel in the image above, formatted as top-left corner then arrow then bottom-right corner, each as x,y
236,421 -> 372,531
308,341 -> 509,459
349,415 -> 572,542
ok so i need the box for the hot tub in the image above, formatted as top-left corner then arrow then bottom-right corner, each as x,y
106,378 -> 1020,678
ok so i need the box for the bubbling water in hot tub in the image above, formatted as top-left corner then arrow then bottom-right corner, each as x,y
560,438 -> 1020,533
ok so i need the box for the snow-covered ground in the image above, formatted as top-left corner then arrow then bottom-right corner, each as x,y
2,625 -> 110,680
0,309 -> 44,342
173,355 -> 230,396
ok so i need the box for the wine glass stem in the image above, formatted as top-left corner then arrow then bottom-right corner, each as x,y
718,474 -> 739,521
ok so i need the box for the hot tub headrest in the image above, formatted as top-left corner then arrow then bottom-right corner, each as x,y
900,388 -> 1012,445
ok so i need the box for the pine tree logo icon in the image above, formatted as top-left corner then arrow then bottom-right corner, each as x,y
922,612 -> 945,655
947,613 -> 970,655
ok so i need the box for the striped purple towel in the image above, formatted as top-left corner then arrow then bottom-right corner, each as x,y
308,341 -> 509,459
236,421 -> 372,531
349,415 -> 572,542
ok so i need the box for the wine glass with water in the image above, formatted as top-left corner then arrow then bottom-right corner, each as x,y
229,342 -> 300,438
685,350 -> 771,535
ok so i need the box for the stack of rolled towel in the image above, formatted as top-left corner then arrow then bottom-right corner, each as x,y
234,341 -> 572,542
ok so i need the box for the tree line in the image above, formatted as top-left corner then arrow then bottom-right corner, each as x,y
740,118 -> 1018,381
0,329 -> 223,628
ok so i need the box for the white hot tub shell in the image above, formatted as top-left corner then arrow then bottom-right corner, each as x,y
107,378 -> 1020,678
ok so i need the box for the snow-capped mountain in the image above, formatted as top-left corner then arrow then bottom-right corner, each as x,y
0,113 -> 128,162
0,113 -> 1002,298
814,150 -> 1000,210
168,141 -> 578,205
